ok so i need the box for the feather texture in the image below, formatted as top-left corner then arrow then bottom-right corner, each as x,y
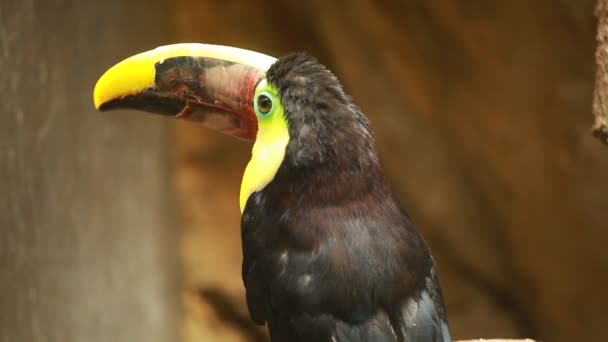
241,53 -> 451,342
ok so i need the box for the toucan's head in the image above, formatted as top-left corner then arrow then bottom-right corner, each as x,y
94,44 -> 378,211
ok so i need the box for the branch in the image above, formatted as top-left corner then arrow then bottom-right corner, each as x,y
456,340 -> 536,342
198,287 -> 268,342
197,287 -> 536,342
593,0 -> 608,144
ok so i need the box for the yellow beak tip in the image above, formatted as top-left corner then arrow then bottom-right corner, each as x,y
93,91 -> 104,110
92,50 -> 157,112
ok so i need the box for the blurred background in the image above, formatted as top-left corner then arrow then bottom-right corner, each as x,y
1,0 -> 606,342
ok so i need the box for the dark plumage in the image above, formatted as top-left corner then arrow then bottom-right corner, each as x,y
241,54 -> 451,342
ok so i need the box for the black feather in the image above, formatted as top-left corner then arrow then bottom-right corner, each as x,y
241,53 -> 451,341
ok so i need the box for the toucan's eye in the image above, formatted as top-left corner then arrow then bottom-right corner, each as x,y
256,94 -> 273,115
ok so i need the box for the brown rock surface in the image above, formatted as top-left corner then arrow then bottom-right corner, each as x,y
172,1 -> 607,341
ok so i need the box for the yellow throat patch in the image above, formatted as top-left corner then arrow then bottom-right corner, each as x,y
240,79 -> 290,212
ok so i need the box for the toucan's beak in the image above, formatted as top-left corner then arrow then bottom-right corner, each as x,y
93,43 -> 277,141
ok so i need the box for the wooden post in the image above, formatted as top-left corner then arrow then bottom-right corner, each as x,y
0,1 -> 179,342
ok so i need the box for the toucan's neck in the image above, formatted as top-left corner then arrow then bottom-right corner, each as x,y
278,138 -> 388,208
239,117 -> 386,212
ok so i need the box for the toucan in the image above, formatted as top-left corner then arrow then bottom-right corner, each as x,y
94,43 -> 451,342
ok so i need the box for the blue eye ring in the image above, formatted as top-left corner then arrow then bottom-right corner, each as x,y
255,91 -> 274,116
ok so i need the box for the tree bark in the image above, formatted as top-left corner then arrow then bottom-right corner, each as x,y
594,0 -> 608,143
0,1 -> 179,341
